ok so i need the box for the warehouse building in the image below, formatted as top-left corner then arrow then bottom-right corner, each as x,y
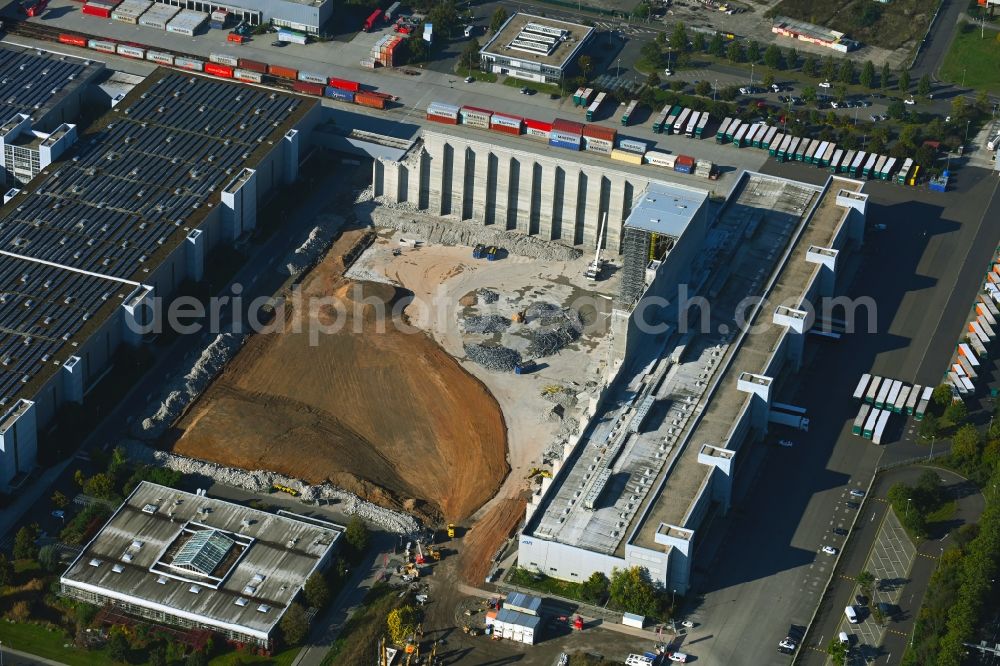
151,0 -> 333,34
518,172 -> 868,594
479,13 -> 594,85
60,482 -> 342,649
0,69 -> 321,491
0,45 -> 104,132
0,114 -> 78,187
771,16 -> 859,53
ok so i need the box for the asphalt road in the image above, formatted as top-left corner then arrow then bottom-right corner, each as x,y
668,160 -> 1000,666
910,0 -> 968,82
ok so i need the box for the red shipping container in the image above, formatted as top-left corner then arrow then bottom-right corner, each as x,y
238,58 -> 267,73
427,113 -> 458,125
356,92 -> 387,109
205,63 -> 234,78
582,124 -> 616,142
675,155 -> 695,167
551,118 -> 585,134
292,81 -> 324,96
491,124 -> 521,136
59,33 -> 88,47
524,118 -> 552,132
82,4 -> 112,17
327,77 -> 360,92
268,64 -> 298,80
227,33 -> 247,44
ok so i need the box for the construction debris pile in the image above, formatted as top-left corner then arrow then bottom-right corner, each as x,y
477,289 -> 500,305
462,314 -> 512,334
465,343 -> 522,372
524,303 -> 584,358
135,332 -> 247,440
123,440 -> 421,534
283,215 -> 343,277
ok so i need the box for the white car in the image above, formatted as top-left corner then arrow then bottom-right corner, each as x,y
850,489 -> 866,498
831,101 -> 840,109
778,638 -> 797,650
904,97 -> 916,105
819,81 -> 832,88
664,68 -> 673,76
822,546 -> 838,555
668,653 -> 689,663
778,439 -> 794,447
771,83 -> 781,93
739,87 -> 750,95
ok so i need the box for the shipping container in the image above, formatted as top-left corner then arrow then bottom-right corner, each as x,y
821,142 -> 836,167
580,88 -> 594,107
873,155 -> 888,179
862,153 -> 879,178
583,136 -> 613,154
208,53 -> 238,67
853,374 -> 870,400
83,3 -> 113,18
850,151 -> 866,175
385,1 -> 401,20
322,86 -> 354,102
775,135 -> 792,160
524,118 -> 550,139
112,0 -> 150,24
363,8 -> 382,30
210,9 -> 228,29
875,378 -> 893,408
572,87 -> 587,107
744,124 -> 761,147
881,157 -> 897,181
726,118 -> 742,142
800,139 -> 816,162
174,56 -> 204,72
460,105 -> 492,129
675,155 -> 695,174
205,62 -> 234,78
234,58 -> 266,73
327,77 -> 360,92
233,68 -> 263,83
278,28 -> 308,44
873,410 -> 891,445
297,71 -> 326,85
811,141 -> 828,164
905,384 -> 921,415
645,151 -> 676,169
769,133 -> 786,157
582,124 -> 616,142
116,44 -> 144,59
268,64 -> 298,80
87,39 -> 117,54
491,113 -> 523,134
611,149 -> 643,164
840,150 -> 856,173
716,117 -> 733,143
227,33 -> 247,44
893,386 -> 910,414
663,106 -> 682,134
58,33 -> 89,47
732,123 -> 749,147
355,91 -> 387,109
292,81 -> 324,96
621,99 -> 638,126
146,50 -> 174,65
618,138 -> 648,154
586,92 -> 606,121
427,112 -> 459,124
753,124 -> 768,147
852,403 -> 870,435
785,137 -> 801,161
652,105 -> 671,133
865,376 -> 882,404
829,149 -> 844,172
139,3 -> 180,29
166,9 -> 206,36
552,118 -> 585,136
549,137 -> 582,151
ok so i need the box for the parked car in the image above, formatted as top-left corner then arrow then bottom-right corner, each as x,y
771,83 -> 781,93
465,76 -> 475,83
870,113 -> 880,122
778,439 -> 795,447
904,97 -> 916,105
819,81 -> 832,88
855,594 -> 870,607
778,638 -> 797,651
847,501 -> 860,509
833,527 -> 849,536
739,87 -> 750,95
668,653 -> 689,663
822,546 -> 838,555
850,489 -> 866,498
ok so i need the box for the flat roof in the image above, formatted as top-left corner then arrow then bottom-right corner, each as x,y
772,16 -> 844,43
61,482 -> 341,639
0,44 -> 102,128
623,181 -> 708,238
480,13 -> 594,69
0,69 -> 315,407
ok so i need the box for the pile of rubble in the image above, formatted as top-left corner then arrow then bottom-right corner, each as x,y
465,343 -> 521,372
462,314 -> 511,334
134,332 -> 247,440
524,303 -> 584,357
283,215 -> 343,277
527,327 -> 581,357
122,441 -> 421,535
477,289 -> 500,305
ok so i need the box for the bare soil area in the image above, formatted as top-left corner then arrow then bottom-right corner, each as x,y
172,229 -> 509,523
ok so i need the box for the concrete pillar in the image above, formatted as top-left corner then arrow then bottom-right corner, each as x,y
372,159 -> 386,199
582,173 -> 604,249
474,151 -> 493,224
697,444 -> 735,514
653,524 -> 695,595
537,163 -> 557,240
121,285 -> 156,346
773,305 -> 808,372
185,229 -> 204,283
221,168 -> 257,240
560,168 -> 581,244
0,400 -> 37,489
283,129 -> 299,184
61,356 -> 84,404
606,176 -> 629,254
495,154 -> 512,230
806,246 -> 839,298
737,372 -> 772,432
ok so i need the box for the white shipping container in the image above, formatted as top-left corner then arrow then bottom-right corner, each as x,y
583,136 -> 612,154
167,10 -> 207,36
116,45 -> 145,59
853,373 -> 870,400
146,50 -> 174,65
233,69 -> 263,83
139,3 -> 180,28
645,151 -> 676,168
427,102 -> 460,118
298,71 -> 326,84
174,56 -> 204,71
525,126 -> 549,139
112,0 -> 151,24
491,114 -> 521,129
88,40 -> 116,53
209,53 -> 239,67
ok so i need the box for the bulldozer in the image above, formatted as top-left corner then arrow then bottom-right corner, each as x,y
446,523 -> 456,539
427,546 -> 442,561
511,309 -> 526,324
527,467 -> 552,479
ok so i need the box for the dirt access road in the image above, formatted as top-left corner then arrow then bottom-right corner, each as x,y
172,229 -> 509,523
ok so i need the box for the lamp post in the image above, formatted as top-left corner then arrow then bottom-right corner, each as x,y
616,57 -> 621,78
962,67 -> 967,88
965,119 -> 971,143
906,497 -> 912,518
750,62 -> 755,88
714,78 -> 718,101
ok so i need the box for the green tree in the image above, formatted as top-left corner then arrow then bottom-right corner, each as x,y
344,517 -> 369,556
0,553 -> 12,586
74,469 -> 86,488
609,567 -> 660,617
670,22 -> 688,53
839,59 -> 855,84
647,71 -> 661,89
837,84 -> 848,103
460,38 -> 481,73
580,571 -> 610,603
764,44 -> 783,69
763,72 -> 775,89
51,490 -> 69,509
407,34 -> 429,63
578,55 -> 594,80
860,60 -> 875,89
827,637 -> 848,665
881,62 -> 891,92
785,47 -> 799,69
919,412 -> 940,440
83,472 -> 115,500
489,7 -> 508,33
803,55 -> 817,77
38,544 -> 61,572
952,424 -> 981,461
641,42 -> 665,69
721,85 -> 738,101
917,74 -> 932,97
944,399 -> 968,424
13,524 -> 38,561
709,33 -> 724,58
387,605 -> 419,644
857,570 -> 875,597
726,41 -> 742,63
802,86 -> 817,104
304,572 -> 330,609
281,603 -> 310,646
898,70 -> 910,93
107,631 -> 130,663
695,80 -> 712,96
747,40 -> 760,63
186,649 -> 208,666
148,644 -> 167,666
692,32 -> 706,52
822,55 -> 836,81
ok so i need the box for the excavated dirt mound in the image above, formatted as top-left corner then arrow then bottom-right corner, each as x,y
459,496 -> 527,586
172,229 -> 509,523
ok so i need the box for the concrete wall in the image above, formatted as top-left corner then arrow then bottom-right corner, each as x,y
518,533 -> 625,582
375,131 -> 659,253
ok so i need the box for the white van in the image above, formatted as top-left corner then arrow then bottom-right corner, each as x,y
839,631 -> 850,645
844,606 -> 859,624
464,25 -> 474,37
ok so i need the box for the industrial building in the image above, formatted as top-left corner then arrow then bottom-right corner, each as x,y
771,16 -> 858,53
0,69 -> 321,491
0,44 -> 104,132
518,171 -> 868,594
0,115 -> 77,187
373,130 -> 704,255
60,482 -> 342,649
151,0 -> 333,33
479,14 -> 595,85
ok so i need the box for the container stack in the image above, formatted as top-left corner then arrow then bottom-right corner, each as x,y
426,102 -> 460,125
209,9 -> 228,29
82,0 -> 121,18
167,9 -> 207,36
459,106 -> 491,129
139,3 -> 180,29
371,35 -> 405,67
111,0 -> 149,24
549,119 -> 584,151
582,124 -> 615,155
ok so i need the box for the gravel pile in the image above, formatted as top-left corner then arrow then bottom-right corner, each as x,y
123,441 -> 421,534
371,206 -> 582,262
462,314 -> 511,334
134,332 -> 247,440
283,216 -> 342,277
527,327 -> 580,357
477,289 -> 500,305
354,185 -> 374,204
465,343 -> 521,372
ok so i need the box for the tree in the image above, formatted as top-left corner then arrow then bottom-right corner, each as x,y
709,33 -> 724,58
726,41 -> 742,63
747,40 -> 760,63
692,32 -> 706,52
827,637 -> 848,665
578,55 -> 594,80
822,55 -> 836,81
185,649 -> 208,666
887,99 -> 905,120
763,73 -> 775,89
695,80 -> 712,96
13,524 -> 38,561
670,22 -> 688,53
38,544 -> 61,572
74,469 -> 86,488
952,424 -> 981,461
580,571 -> 610,604
609,567 -> 660,617
83,472 -> 115,500
647,71 -> 661,89
839,59 -> 855,84
881,62 -> 891,92
344,517 -> 369,556
856,570 -> 875,597
836,84 -> 848,103
407,35 -> 428,64
802,86 -> 817,104
803,55 -> 817,77
641,42 -> 665,69
387,605 -> 418,644
51,490 -> 68,509
721,85 -> 738,101
304,572 -> 330,609
944,399 -> 968,424
489,7 -> 508,33
281,603 -> 310,646
860,60 -> 875,89
148,644 -> 167,666
460,38 -> 481,73
107,631 -> 130,663
0,553 -> 12,586
898,69 -> 910,93
785,47 -> 799,69
917,74 -> 932,97
764,44 -> 783,70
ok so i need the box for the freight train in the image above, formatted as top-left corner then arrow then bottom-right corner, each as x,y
52,30 -> 393,109
424,100 -> 712,178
